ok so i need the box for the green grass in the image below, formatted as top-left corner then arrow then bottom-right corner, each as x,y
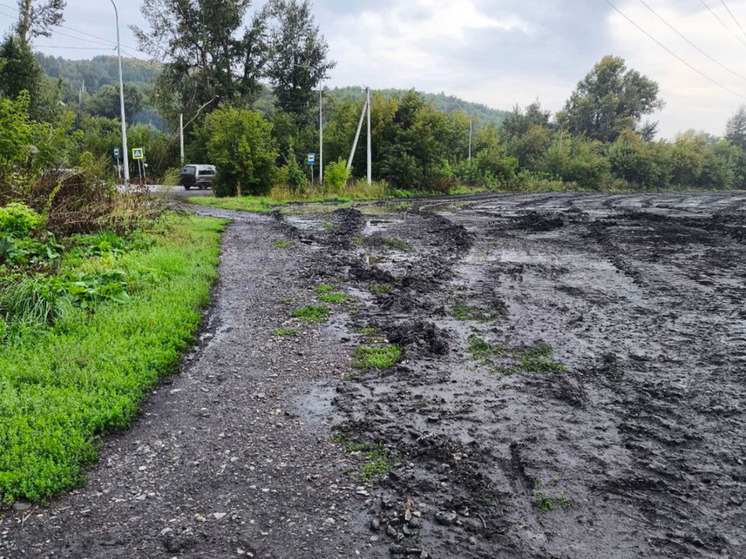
319,292 -> 348,304
315,283 -> 336,293
353,345 -> 402,370
273,240 -> 292,249
0,215 -> 225,503
273,328 -> 300,337
468,337 -> 504,361
331,434 -> 392,483
188,196 -> 289,213
452,301 -> 508,322
377,236 -> 411,251
370,283 -> 393,295
291,305 -> 329,323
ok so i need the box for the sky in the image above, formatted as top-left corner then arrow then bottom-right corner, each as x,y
2,0 -> 746,138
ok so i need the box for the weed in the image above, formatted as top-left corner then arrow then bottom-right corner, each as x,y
468,337 -> 504,361
273,328 -> 300,337
360,444 -> 391,482
291,305 -> 329,323
353,345 -> 402,370
319,293 -> 348,304
357,327 -> 377,335
376,236 -> 411,251
558,494 -> 571,508
534,492 -> 554,514
273,240 -> 292,249
452,301 -> 507,322
315,283 -> 336,293
370,283 -> 393,295
322,222 -> 335,231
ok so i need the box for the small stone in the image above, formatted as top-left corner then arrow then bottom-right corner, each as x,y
213,513 -> 227,520
325,517 -> 336,525
434,511 -> 456,526
12,501 -> 32,512
386,524 -> 398,538
194,514 -> 207,522
370,518 -> 381,531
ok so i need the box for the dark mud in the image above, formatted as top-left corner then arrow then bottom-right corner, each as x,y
2,192 -> 745,559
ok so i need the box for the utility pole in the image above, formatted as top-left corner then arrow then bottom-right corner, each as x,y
110,0 -> 129,186
319,88 -> 324,184
468,117 -> 473,162
366,86 -> 372,185
347,94 -> 368,171
179,113 -> 185,166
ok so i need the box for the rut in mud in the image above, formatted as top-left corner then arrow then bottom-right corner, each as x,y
2,192 -> 745,559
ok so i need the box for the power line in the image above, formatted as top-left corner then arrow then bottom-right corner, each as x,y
0,1 -> 145,54
638,0 -> 746,82
605,0 -> 746,100
699,0 -> 746,47
721,1 -> 746,38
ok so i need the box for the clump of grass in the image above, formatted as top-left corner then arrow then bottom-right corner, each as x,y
375,236 -> 411,251
468,337 -> 504,361
535,492 -> 555,514
499,343 -> 565,376
315,283 -> 336,293
357,327 -> 376,335
353,345 -> 402,370
273,328 -> 300,337
452,301 -> 508,322
319,292 -> 348,304
322,222 -> 335,231
273,240 -> 292,249
370,283 -> 393,295
291,305 -> 329,323
360,444 -> 392,482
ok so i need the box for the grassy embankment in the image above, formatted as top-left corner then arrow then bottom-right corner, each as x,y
0,216 -> 225,503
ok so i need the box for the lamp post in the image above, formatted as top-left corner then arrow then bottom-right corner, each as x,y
110,0 -> 130,186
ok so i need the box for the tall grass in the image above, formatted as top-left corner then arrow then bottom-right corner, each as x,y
0,215 -> 225,503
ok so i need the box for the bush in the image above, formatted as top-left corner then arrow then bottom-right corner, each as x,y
325,158 -> 351,192
205,105 -> 278,198
0,202 -> 43,236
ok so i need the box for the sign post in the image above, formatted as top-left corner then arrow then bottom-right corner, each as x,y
132,147 -> 144,186
307,152 -> 315,184
114,147 -> 121,180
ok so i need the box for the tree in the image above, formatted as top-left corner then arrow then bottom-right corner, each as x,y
558,55 -> 664,143
133,0 -> 267,125
500,101 -> 550,140
263,0 -> 335,115
85,84 -> 144,121
725,106 -> 746,150
0,35 -> 51,121
16,0 -> 66,45
204,105 -> 278,197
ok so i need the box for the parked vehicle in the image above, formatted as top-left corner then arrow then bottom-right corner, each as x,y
180,165 -> 216,190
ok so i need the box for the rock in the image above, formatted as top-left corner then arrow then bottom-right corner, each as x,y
12,501 -> 32,512
370,518 -> 381,531
213,512 -> 227,520
324,517 -> 336,525
434,511 -> 457,526
386,524 -> 398,538
194,513 -> 207,522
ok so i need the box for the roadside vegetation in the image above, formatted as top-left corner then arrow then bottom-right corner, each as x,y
0,216 -> 224,503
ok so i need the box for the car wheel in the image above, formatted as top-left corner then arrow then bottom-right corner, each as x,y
184,185 -> 191,190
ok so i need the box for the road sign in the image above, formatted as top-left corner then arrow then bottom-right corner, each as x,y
307,153 -> 315,165
114,147 -> 120,159
132,147 -> 144,160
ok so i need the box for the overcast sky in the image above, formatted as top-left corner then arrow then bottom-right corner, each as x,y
3,0 -> 746,138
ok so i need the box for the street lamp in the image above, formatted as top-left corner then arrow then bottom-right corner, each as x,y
110,0 -> 130,186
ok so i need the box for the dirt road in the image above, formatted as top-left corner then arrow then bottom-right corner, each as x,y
2,192 -> 745,559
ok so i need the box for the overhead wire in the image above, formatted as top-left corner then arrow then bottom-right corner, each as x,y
720,0 -> 746,39
605,0 -> 746,100
638,0 -> 746,82
699,0 -> 746,47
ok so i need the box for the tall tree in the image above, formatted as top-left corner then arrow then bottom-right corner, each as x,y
725,105 -> 746,150
133,0 -> 267,124
0,36 -> 48,121
263,0 -> 335,115
558,55 -> 664,143
16,0 -> 66,45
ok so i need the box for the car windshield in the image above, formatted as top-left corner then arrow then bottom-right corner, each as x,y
181,167 -> 195,174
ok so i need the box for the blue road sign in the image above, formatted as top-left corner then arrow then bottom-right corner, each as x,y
114,147 -> 120,159
307,153 -> 315,165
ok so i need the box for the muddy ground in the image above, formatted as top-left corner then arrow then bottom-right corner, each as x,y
2,192 -> 745,559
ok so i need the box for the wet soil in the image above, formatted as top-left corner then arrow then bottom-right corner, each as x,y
2,192 -> 745,559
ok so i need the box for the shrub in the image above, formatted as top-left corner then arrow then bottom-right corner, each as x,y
325,159 -> 351,192
0,202 -> 44,236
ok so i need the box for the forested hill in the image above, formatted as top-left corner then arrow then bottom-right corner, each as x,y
331,86 -> 510,126
35,54 -> 160,92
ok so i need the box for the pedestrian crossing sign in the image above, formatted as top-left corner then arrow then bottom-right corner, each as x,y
132,148 -> 144,160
